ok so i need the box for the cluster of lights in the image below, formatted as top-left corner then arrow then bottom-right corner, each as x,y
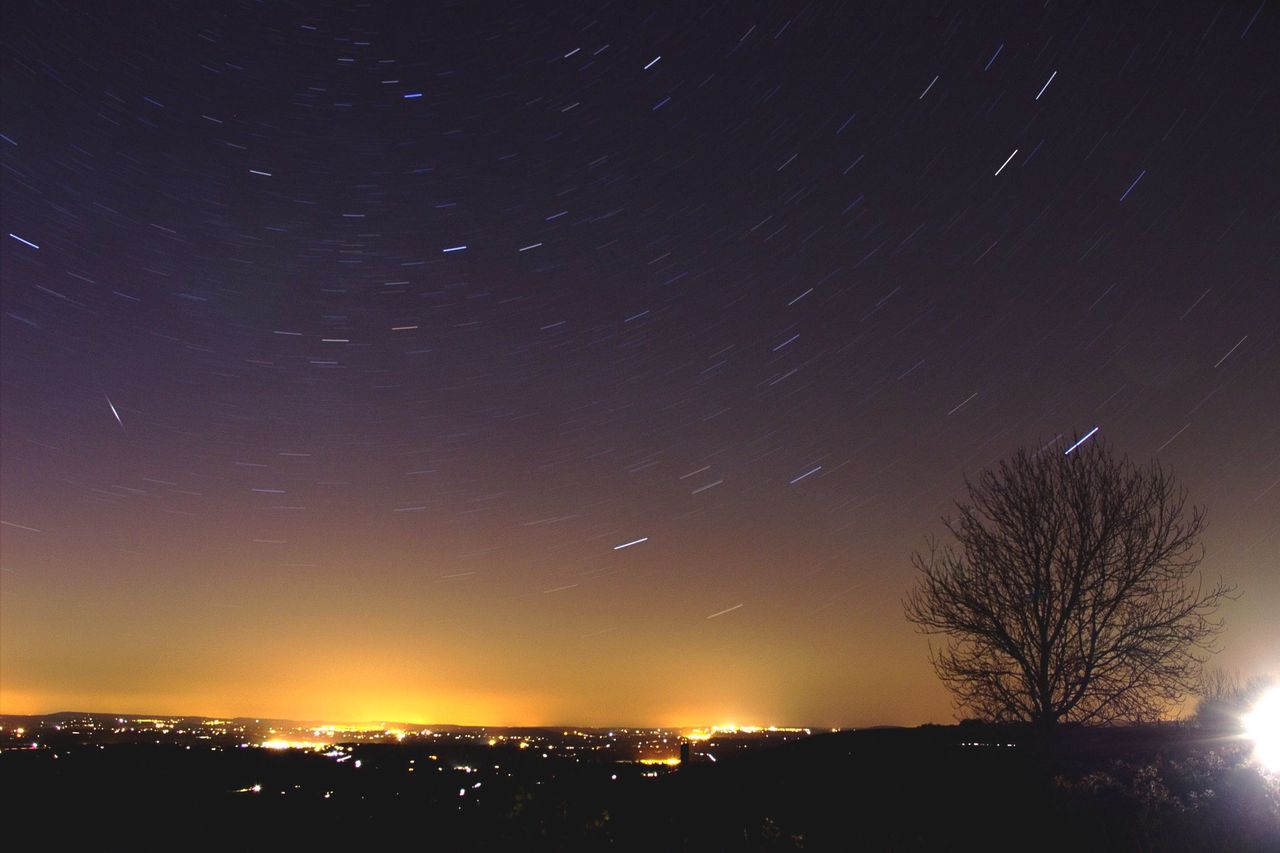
684,724 -> 810,742
260,739 -> 329,750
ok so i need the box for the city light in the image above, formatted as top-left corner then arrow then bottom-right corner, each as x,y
259,739 -> 328,750
684,724 -> 809,741
1243,686 -> 1280,774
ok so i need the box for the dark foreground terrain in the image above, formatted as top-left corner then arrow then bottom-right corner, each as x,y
4,723 -> 1278,851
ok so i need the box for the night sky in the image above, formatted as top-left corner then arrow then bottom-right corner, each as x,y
2,1 -> 1277,728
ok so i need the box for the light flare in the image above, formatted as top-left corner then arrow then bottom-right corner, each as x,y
1244,686 -> 1280,773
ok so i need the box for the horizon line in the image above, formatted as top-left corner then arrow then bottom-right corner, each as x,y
0,708 -> 864,731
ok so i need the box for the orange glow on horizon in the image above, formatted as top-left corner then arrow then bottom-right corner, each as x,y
2,524 -> 1264,729
0,0 -> 1275,746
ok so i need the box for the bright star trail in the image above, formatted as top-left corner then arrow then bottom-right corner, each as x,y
104,395 -> 124,429
1,1 -> 1276,729
1064,427 -> 1101,455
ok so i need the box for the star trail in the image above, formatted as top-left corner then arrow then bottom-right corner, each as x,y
1,1 -> 1277,727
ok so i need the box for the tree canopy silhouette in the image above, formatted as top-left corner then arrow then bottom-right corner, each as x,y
904,439 -> 1234,727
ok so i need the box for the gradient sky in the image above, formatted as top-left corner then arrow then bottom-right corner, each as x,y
2,1 -> 1277,727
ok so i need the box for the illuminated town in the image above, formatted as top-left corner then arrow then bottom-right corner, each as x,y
3,0 -> 1277,848
4,708 -> 1276,848
1,712 -> 816,766
1,711 -> 837,843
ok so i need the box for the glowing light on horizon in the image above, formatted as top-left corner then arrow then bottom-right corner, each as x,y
1244,686 -> 1280,773
260,738 -> 328,750
683,724 -> 809,740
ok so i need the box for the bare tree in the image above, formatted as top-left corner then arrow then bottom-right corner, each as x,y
904,439 -> 1234,728
1192,668 -> 1272,732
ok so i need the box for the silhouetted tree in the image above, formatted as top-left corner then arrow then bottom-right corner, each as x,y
904,439 -> 1234,728
1192,669 -> 1272,733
